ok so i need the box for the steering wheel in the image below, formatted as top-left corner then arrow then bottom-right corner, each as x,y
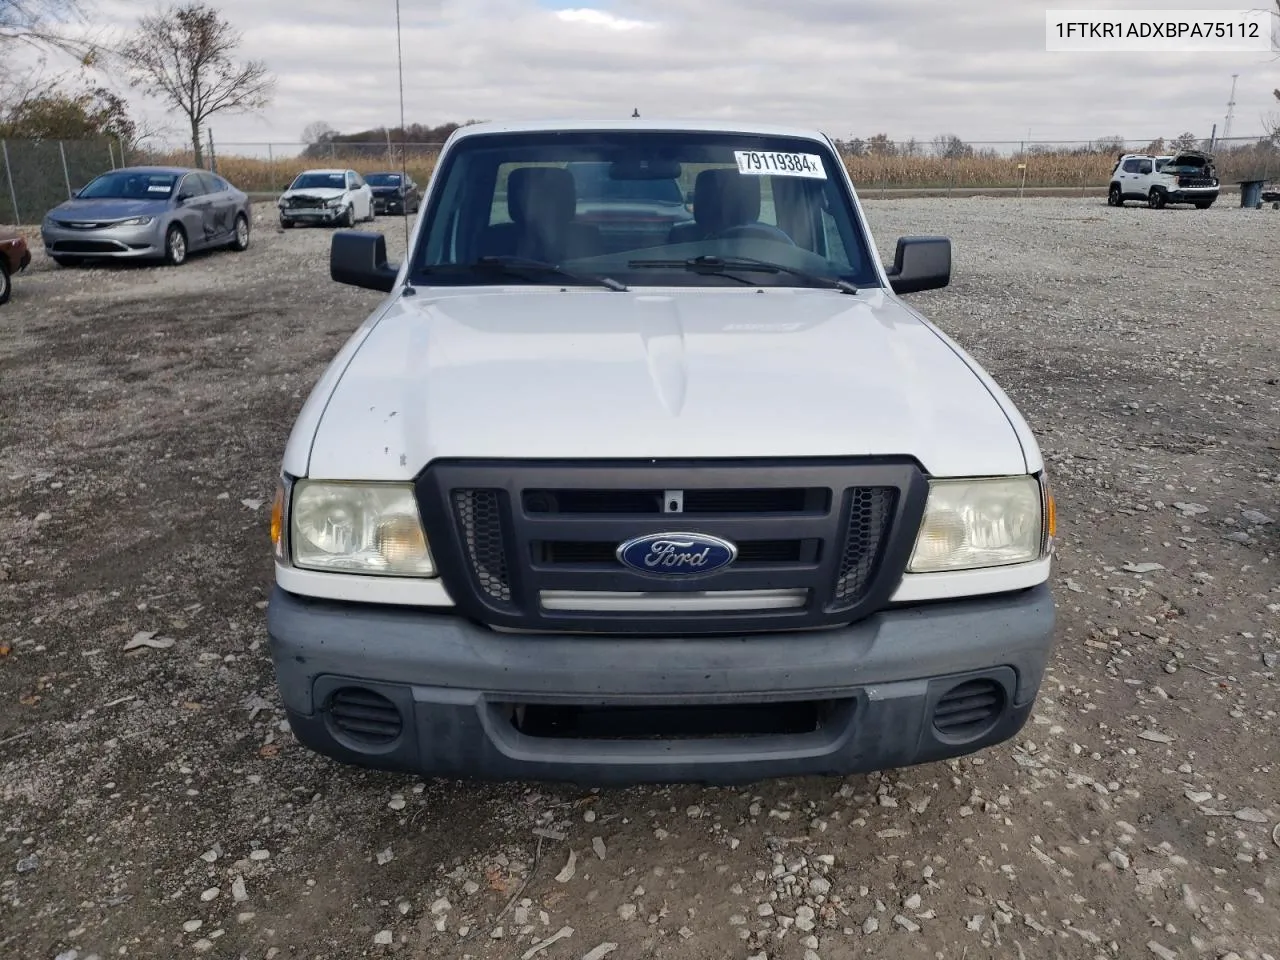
717,222 -> 797,245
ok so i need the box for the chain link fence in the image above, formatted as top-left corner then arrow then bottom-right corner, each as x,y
3,134 -> 1277,224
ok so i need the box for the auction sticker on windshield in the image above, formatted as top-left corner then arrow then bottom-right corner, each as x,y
734,151 -> 827,179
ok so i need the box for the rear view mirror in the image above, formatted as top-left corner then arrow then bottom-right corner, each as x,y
885,236 -> 950,294
610,158 -> 682,180
331,230 -> 399,292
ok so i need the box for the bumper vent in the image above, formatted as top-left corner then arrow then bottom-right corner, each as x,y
328,687 -> 402,745
830,487 -> 896,610
933,679 -> 1004,739
452,488 -> 513,605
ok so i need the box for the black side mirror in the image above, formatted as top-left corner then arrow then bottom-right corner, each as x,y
331,230 -> 399,292
885,236 -> 950,294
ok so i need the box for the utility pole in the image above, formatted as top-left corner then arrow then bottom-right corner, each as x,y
1222,74 -> 1238,141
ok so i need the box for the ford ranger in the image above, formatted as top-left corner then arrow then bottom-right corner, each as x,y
267,119 -> 1057,785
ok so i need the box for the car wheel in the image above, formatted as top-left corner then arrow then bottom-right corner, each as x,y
164,224 -> 187,266
0,263 -> 10,306
342,204 -> 356,228
231,213 -> 251,251
1194,200 -> 1214,210
1107,184 -> 1122,207
51,254 -> 83,267
280,217 -> 294,230
1148,189 -> 1166,209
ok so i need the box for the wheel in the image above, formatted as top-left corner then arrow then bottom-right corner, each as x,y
230,213 -> 251,251
51,254 -> 83,267
1194,200 -> 1214,210
1107,184 -> 1123,207
1148,189 -> 1166,209
163,224 -> 187,266
0,263 -> 10,306
279,217 -> 294,230
342,204 -> 356,228
717,223 -> 797,244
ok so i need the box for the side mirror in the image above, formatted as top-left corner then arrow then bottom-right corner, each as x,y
685,190 -> 695,205
331,230 -> 399,292
885,236 -> 950,294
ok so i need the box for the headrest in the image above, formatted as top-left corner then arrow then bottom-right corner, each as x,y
508,167 -> 577,225
692,168 -> 761,232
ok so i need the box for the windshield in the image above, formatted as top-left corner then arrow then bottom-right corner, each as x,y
291,172 -> 346,190
78,171 -> 178,200
366,173 -> 402,186
410,130 -> 881,289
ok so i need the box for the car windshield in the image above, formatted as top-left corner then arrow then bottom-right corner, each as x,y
410,129 -> 881,289
291,172 -> 346,190
78,171 -> 178,200
366,174 -> 402,186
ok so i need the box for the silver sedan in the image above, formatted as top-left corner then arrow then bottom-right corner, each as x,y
40,166 -> 252,267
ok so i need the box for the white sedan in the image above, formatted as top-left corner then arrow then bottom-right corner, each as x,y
277,168 -> 375,228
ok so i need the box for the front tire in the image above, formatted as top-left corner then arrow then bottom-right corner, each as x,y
51,254 -> 83,267
1108,183 -> 1123,207
342,204 -> 356,228
0,263 -> 10,305
164,224 -> 187,266
1194,200 -> 1214,210
280,217 -> 294,230
1148,188 -> 1166,209
231,213 -> 251,251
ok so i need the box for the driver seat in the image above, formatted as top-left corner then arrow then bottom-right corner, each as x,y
668,168 -> 761,245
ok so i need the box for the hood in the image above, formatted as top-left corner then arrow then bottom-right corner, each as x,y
370,184 -> 404,193
303,288 -> 1031,481
280,187 -> 346,200
48,197 -> 169,221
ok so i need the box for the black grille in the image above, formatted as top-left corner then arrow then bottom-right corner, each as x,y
419,459 -> 927,635
328,688 -> 402,744
535,539 -> 815,565
51,240 -> 125,253
524,488 -> 829,515
452,489 -> 513,605
933,679 -> 1004,738
286,195 -> 326,209
830,488 -> 897,610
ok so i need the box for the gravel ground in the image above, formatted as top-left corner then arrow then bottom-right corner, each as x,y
2,197 -> 1278,960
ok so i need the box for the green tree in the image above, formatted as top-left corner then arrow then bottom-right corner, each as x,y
118,2 -> 273,166
0,79 -> 135,141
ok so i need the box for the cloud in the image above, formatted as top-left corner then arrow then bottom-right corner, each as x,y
9,0 -> 1277,149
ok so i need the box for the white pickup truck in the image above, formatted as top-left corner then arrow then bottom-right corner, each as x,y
267,119 -> 1057,785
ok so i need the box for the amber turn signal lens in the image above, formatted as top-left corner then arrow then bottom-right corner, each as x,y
270,483 -> 284,547
1046,490 -> 1057,540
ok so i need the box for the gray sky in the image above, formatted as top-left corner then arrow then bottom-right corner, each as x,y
28,0 -> 1280,147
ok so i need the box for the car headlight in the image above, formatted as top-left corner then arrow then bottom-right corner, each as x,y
326,197 -> 343,208
907,476 -> 1047,573
116,216 -> 153,226
289,480 -> 435,576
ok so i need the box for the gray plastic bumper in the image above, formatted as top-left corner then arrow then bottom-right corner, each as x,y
266,583 -> 1056,785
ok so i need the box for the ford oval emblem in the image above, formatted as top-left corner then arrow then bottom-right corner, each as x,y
616,531 -> 738,576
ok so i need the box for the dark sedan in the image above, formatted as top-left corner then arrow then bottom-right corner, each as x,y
41,166 -> 252,267
366,172 -> 422,216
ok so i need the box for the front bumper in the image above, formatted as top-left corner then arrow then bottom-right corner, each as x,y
279,206 -> 345,223
372,195 -> 405,213
267,582 -> 1057,785
41,222 -> 164,258
1166,187 -> 1219,203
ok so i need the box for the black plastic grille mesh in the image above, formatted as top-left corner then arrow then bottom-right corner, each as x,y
933,678 -> 1004,737
452,489 -> 512,605
830,487 -> 896,610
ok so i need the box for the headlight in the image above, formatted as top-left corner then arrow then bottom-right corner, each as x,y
290,480 -> 435,576
908,476 -> 1045,573
116,216 -> 154,226
326,197 -> 343,208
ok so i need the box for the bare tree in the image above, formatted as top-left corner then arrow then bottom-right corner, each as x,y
0,0 -> 98,60
118,2 -> 274,166
1169,131 -> 1198,152
301,120 -> 336,145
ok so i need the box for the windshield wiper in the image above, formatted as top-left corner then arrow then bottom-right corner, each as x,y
466,255 -> 628,291
627,254 -> 858,294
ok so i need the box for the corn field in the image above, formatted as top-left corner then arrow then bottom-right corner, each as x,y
4,136 -> 1277,223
